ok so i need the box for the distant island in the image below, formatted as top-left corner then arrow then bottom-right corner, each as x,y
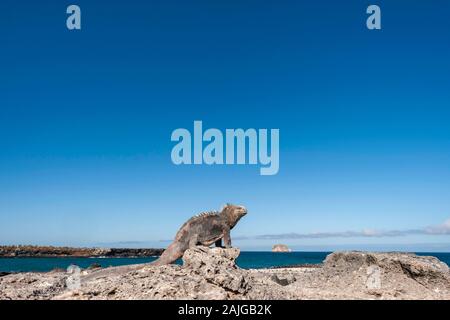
272,244 -> 291,252
0,245 -> 164,258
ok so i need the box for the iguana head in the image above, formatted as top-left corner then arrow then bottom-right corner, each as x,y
221,203 -> 247,228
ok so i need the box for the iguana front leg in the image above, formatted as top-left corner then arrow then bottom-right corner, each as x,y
223,227 -> 231,248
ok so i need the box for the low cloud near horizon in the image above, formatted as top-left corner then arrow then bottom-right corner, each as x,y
234,219 -> 450,240
103,219 -> 450,246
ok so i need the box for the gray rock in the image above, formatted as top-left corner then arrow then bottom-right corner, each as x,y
182,246 -> 250,294
270,274 -> 296,286
1,249 -> 449,300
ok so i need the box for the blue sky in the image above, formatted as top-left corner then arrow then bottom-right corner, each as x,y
1,1 -> 450,251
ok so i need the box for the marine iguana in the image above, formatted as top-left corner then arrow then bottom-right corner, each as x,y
80,204 -> 247,282
150,204 -> 247,266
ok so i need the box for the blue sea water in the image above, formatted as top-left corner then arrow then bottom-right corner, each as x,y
0,252 -> 449,273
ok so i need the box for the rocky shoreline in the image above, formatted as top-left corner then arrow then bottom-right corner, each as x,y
0,246 -> 164,258
1,246 -> 450,300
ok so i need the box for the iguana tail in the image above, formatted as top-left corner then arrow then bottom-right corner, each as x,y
80,242 -> 183,283
150,242 -> 184,266
81,263 -> 147,283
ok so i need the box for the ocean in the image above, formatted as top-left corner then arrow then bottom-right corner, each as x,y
1,252 -> 449,273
